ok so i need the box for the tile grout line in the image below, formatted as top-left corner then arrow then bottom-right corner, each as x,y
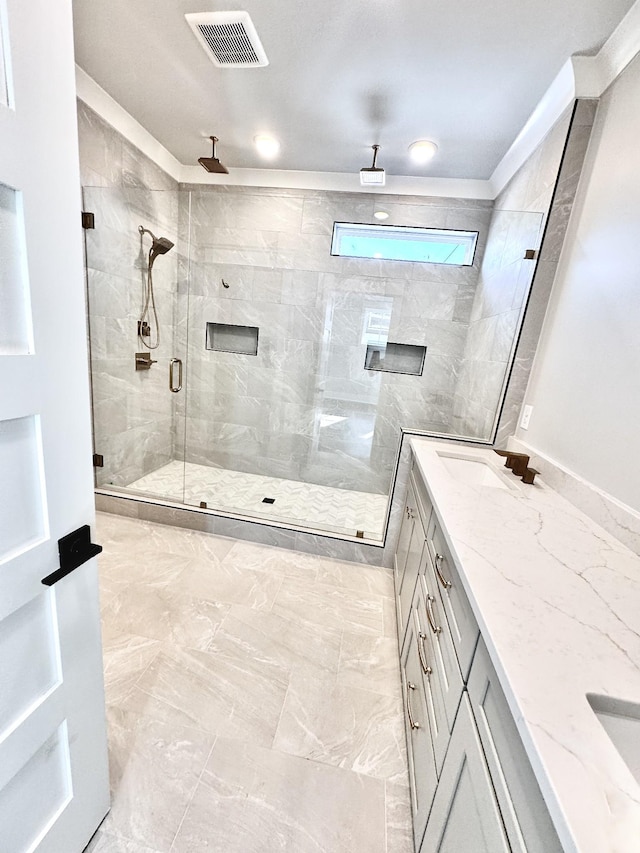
168,735 -> 218,852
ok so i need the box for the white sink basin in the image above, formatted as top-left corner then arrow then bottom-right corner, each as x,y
437,453 -> 510,490
588,693 -> 640,785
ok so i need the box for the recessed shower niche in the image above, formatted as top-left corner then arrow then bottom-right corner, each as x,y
365,342 -> 426,376
206,322 -> 259,356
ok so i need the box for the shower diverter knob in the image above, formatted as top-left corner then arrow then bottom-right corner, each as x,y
135,352 -> 157,370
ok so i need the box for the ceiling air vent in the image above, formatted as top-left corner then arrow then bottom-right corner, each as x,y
185,11 -> 268,68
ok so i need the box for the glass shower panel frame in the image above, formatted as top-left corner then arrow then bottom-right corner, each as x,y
84,182 -> 546,543
83,186 -> 189,504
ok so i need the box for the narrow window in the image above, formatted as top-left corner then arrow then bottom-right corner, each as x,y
331,222 -> 477,266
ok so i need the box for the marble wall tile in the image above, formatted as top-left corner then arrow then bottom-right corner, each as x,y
451,108 -> 573,439
495,100 -> 597,444
77,101 -> 123,188
281,268 -> 320,305
301,194 -> 374,235
81,108 -> 181,488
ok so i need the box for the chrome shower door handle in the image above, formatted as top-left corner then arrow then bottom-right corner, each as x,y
169,358 -> 183,392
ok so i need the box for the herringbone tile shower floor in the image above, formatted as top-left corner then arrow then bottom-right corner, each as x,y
126,461 -> 388,539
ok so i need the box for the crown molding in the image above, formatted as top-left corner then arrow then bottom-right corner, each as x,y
75,66 -> 183,182
178,164 -> 492,198
489,0 -> 640,196
76,0 -> 640,201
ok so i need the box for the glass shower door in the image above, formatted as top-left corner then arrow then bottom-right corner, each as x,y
84,186 -> 189,504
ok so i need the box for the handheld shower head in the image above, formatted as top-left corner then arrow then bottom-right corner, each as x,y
139,226 -> 174,267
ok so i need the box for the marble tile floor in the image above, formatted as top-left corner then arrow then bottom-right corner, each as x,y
125,461 -> 388,540
85,511 -> 413,853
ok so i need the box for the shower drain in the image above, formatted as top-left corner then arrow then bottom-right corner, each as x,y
262,497 -> 276,504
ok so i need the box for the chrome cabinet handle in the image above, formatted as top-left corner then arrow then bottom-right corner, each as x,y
407,681 -> 420,730
434,553 -> 452,590
417,631 -> 433,677
426,594 -> 442,635
169,358 -> 183,392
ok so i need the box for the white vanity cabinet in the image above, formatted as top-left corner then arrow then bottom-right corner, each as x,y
425,521 -> 479,681
401,611 -> 440,847
395,471 -> 433,645
467,640 -> 563,853
396,457 -> 563,853
419,694 -> 510,853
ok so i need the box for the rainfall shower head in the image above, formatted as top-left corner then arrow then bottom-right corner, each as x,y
198,135 -> 229,174
139,226 -> 174,267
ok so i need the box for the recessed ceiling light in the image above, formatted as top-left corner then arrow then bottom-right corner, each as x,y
254,134 -> 280,159
409,140 -> 438,164
374,211 -> 389,220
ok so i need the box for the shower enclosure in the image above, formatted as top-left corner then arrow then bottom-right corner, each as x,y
84,184 -> 543,541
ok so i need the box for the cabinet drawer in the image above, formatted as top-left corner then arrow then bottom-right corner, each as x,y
407,583 -> 450,775
395,481 -> 418,580
426,521 -> 479,681
411,463 -> 433,528
401,616 -> 438,847
468,639 -> 563,853
419,692 -> 510,853
397,513 -> 428,647
414,573 -> 463,734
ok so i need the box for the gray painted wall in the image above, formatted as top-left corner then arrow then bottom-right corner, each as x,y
517,52 -> 640,512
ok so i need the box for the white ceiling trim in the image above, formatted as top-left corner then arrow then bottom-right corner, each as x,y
597,0 -> 640,90
76,64 -> 492,198
179,164 -> 493,198
75,66 -> 183,182
490,0 -> 640,196
76,0 -> 640,200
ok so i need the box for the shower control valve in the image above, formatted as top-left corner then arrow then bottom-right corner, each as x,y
135,352 -> 157,370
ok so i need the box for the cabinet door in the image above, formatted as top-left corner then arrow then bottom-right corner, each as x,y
468,640 -> 563,853
419,694 -> 510,853
412,464 -> 433,528
398,511 -> 427,646
415,574 -> 463,733
395,481 -> 418,581
401,616 -> 438,848
427,521 -> 479,680
409,588 -> 450,775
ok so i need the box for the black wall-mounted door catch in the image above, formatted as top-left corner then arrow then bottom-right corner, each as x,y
41,525 -> 103,586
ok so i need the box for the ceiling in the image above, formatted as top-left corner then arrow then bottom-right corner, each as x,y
72,0 -> 636,180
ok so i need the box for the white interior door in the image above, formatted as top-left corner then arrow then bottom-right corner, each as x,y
0,1 -> 109,851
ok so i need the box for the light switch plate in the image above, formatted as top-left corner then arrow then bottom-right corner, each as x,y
520,404 -> 533,430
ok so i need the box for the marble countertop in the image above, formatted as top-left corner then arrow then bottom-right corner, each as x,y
409,437 -> 640,853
